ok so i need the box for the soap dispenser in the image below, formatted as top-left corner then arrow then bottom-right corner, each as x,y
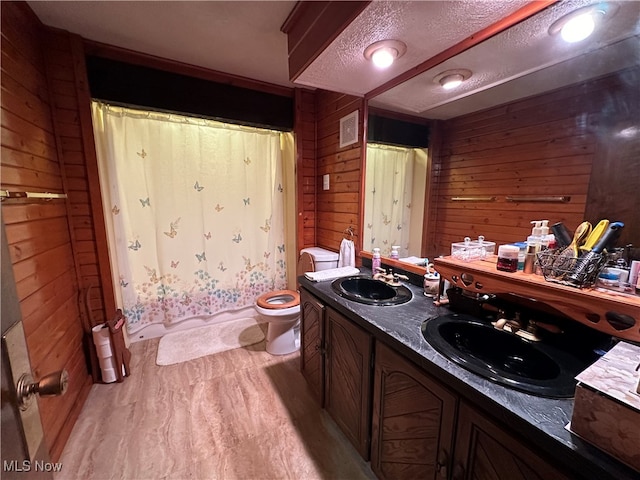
539,220 -> 553,250
524,221 -> 542,274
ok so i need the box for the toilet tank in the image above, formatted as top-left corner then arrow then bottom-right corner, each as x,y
300,247 -> 339,271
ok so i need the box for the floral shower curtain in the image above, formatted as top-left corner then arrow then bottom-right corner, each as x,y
364,143 -> 416,257
92,102 -> 293,333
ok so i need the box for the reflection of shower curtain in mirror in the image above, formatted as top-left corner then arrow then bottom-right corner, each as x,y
92,102 -> 293,333
364,144 -> 415,257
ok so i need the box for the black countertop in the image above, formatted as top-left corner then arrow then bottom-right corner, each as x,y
299,271 -> 638,480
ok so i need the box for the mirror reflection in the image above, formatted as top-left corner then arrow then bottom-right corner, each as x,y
364,111 -> 429,261
362,0 -> 640,265
363,143 -> 427,260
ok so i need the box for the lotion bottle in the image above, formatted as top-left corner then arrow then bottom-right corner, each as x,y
523,221 -> 542,274
372,248 -> 381,271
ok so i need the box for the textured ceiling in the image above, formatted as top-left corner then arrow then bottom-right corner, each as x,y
370,0 -> 640,119
294,0 -> 532,96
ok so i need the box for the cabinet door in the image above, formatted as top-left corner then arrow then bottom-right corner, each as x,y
299,288 -> 325,406
324,308 -> 373,460
453,402 -> 570,480
371,341 -> 457,480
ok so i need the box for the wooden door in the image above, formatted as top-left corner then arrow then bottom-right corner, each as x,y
371,341 -> 457,480
324,308 -> 373,459
299,288 -> 325,405
1,221 -> 53,479
452,401 -> 570,480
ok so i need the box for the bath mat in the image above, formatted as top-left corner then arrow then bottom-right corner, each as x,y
156,317 -> 264,366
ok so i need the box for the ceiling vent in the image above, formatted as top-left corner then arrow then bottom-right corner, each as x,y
339,110 -> 359,148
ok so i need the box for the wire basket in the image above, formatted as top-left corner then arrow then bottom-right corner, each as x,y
536,249 -> 607,288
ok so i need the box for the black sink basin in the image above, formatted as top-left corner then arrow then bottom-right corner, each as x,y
331,276 -> 412,306
422,313 -> 590,397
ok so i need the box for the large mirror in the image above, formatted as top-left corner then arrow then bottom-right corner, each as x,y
363,110 -> 429,262
363,0 -> 640,265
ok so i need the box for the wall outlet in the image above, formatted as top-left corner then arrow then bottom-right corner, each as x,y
323,174 -> 330,190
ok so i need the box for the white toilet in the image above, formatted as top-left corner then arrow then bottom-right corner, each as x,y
255,247 -> 339,355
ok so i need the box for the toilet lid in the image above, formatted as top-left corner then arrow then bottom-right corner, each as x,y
256,290 -> 300,309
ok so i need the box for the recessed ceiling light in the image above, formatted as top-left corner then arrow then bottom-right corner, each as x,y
548,3 -> 618,43
364,40 -> 407,69
433,69 -> 472,90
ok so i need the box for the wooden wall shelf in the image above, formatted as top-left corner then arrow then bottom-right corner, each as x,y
434,256 -> 640,343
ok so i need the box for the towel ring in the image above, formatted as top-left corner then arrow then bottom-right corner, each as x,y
343,226 -> 355,240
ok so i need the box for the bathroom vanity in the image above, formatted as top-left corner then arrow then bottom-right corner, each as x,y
298,266 -> 639,480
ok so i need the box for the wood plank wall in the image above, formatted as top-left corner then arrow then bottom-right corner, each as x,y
315,90 -> 364,255
40,29 -> 116,333
1,2 -> 92,461
295,88 -> 317,250
427,69 -> 639,258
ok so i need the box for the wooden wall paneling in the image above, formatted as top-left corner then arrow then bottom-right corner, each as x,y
315,90 -> 364,254
1,1 -> 91,462
428,71 -> 638,257
295,88 -> 317,251
41,28 -> 117,336
71,33 -> 118,326
41,27 -> 103,393
423,121 -> 443,258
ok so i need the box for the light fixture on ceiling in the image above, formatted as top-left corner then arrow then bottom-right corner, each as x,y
363,40 -> 407,69
548,3 -> 618,43
433,69 -> 472,90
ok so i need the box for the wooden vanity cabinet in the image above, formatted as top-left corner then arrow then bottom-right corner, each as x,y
371,342 -> 572,480
300,287 -> 578,478
324,307 -> 373,459
299,288 -> 373,459
300,288 -> 325,405
452,402 -> 570,480
371,342 -> 457,480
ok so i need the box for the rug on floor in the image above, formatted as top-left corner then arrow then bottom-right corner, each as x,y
156,317 -> 265,366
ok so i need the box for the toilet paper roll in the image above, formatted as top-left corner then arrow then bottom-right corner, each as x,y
92,323 -> 118,384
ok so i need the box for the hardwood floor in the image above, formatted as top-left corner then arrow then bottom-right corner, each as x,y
55,333 -> 376,480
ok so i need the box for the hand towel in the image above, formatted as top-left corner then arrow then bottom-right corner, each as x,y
338,238 -> 355,267
304,266 -> 360,282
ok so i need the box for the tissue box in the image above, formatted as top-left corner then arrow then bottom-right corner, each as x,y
570,341 -> 640,471
451,237 -> 496,262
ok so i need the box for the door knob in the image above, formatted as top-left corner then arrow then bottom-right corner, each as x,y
17,370 -> 69,410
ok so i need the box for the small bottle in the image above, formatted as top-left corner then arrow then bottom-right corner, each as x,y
390,245 -> 400,260
512,242 -> 527,271
496,245 -> 520,272
372,248 -> 381,271
524,221 -> 542,274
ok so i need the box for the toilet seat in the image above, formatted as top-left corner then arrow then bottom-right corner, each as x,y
256,290 -> 300,310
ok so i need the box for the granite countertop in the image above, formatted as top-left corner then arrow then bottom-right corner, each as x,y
299,271 -> 638,480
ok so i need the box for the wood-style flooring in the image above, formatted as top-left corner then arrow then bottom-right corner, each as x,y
55,331 -> 376,480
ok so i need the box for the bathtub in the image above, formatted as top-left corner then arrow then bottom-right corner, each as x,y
127,305 -> 260,343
